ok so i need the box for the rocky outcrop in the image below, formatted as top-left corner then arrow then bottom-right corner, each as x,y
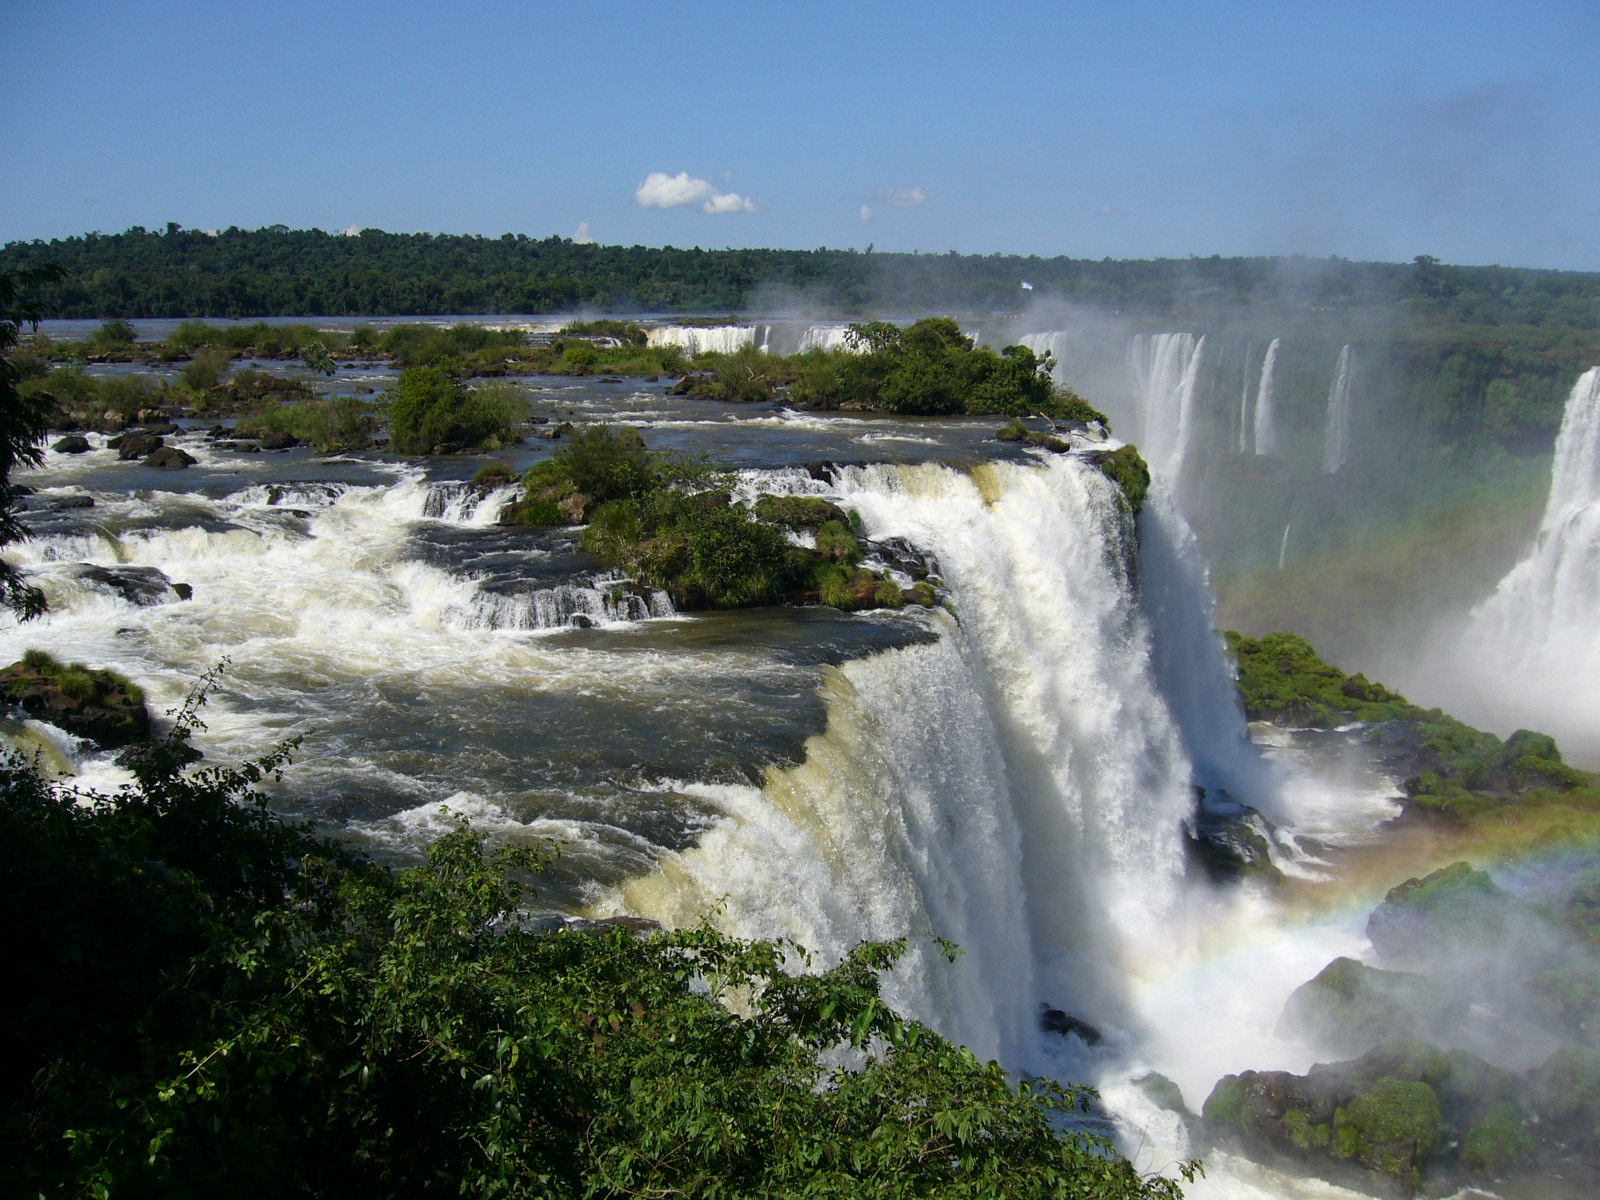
112,432 -> 163,460
1184,787 -> 1283,884
0,654 -> 150,748
51,435 -> 92,454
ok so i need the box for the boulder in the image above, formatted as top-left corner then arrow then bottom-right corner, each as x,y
1279,957 -> 1462,1057
51,435 -> 91,454
144,446 -> 197,469
259,432 -> 299,450
0,656 -> 150,748
1184,788 -> 1283,884
1038,1005 -> 1103,1044
113,432 -> 163,460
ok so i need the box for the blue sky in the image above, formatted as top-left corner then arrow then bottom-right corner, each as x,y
4,0 -> 1598,270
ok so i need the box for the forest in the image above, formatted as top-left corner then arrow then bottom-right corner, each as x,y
5,225 -> 1600,328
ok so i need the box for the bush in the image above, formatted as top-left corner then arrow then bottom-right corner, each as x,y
181,345 -> 232,391
236,397 -> 379,453
387,367 -> 523,454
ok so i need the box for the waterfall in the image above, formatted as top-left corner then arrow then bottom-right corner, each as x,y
1253,338 -> 1280,457
1237,343 -> 1253,455
1126,333 -> 1205,486
600,456 -> 1264,1074
1463,367 -> 1600,754
645,324 -> 763,356
797,324 -> 855,353
1322,345 -> 1352,474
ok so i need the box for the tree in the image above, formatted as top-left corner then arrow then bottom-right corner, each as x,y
0,265 -> 66,620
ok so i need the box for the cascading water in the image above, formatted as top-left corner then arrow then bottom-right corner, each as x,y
1127,333 -> 1205,487
797,324 -> 854,353
1237,344 -> 1253,455
1252,338 -> 1279,457
645,324 -> 765,356
1459,367 -> 1600,757
1321,345 -> 1352,474
600,455 -> 1246,1073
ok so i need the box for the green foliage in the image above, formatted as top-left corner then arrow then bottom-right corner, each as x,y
386,367 -> 525,454
1460,1101 -> 1533,1172
235,397 -> 379,453
815,519 -> 863,565
1332,1078 -> 1444,1187
91,318 -> 138,348
1097,445 -> 1150,513
472,460 -> 514,485
0,676 -> 1190,1199
1226,631 -> 1420,728
180,344 -> 231,391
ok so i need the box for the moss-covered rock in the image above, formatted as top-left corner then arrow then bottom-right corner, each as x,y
0,651 -> 150,748
1091,444 -> 1150,513
751,494 -> 849,531
1280,958 -> 1460,1057
1332,1078 -> 1443,1191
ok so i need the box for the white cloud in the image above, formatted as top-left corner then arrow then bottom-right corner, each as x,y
636,171 -> 717,209
881,186 -> 926,208
574,220 -> 594,244
702,191 -> 756,214
859,204 -> 873,222
636,170 -> 756,214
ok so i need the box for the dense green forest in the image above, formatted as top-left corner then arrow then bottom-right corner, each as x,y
5,225 -> 1600,326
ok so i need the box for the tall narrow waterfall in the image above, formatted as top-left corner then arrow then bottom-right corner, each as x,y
1237,343 -> 1253,455
1322,345 -> 1353,474
1253,337 -> 1280,456
1463,367 -> 1600,756
601,456 -> 1260,1075
1127,333 -> 1205,486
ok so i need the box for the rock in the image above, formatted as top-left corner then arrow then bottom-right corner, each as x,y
259,432 -> 299,450
65,564 -> 175,606
172,583 -> 193,600
1039,1004 -> 1103,1044
113,432 -> 164,460
1185,788 -> 1283,884
141,421 -> 181,435
535,421 -> 575,441
144,446 -> 196,469
38,495 -> 94,511
558,492 -> 593,523
51,435 -> 92,454
0,656 -> 150,748
752,494 -> 850,531
1279,958 -> 1461,1057
568,614 -> 594,629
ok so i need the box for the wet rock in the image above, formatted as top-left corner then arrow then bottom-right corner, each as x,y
1039,1004 -> 1103,1045
113,432 -> 164,460
259,432 -> 299,450
144,446 -> 196,469
1184,787 -> 1283,884
66,564 -> 175,606
172,583 -> 193,601
141,421 -> 181,435
1279,957 -> 1461,1057
51,435 -> 91,454
37,495 -> 94,511
0,655 -> 150,748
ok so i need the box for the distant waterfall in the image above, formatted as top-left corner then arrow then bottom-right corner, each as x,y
645,324 -> 765,356
602,456 -> 1259,1071
1322,345 -> 1353,473
1465,367 -> 1600,752
1237,344 -> 1253,455
1254,338 -> 1280,456
1127,333 -> 1205,485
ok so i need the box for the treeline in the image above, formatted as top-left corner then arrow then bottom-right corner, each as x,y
5,224 -> 1600,327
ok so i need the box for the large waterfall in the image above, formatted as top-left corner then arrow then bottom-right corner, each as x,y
598,456 -> 1266,1081
1461,366 -> 1600,756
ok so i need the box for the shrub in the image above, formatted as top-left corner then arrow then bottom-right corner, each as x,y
387,367 -> 522,454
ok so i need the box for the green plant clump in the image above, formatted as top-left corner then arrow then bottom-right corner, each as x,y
1332,1078 -> 1444,1189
